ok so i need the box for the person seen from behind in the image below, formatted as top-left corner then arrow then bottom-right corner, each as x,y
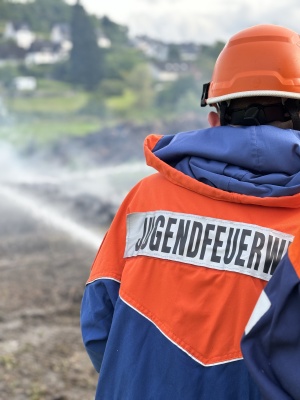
81,24 -> 300,399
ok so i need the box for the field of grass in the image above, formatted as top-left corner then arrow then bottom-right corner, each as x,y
0,78 -> 160,147
6,92 -> 89,115
0,77 -> 187,147
0,80 -> 107,145
0,116 -> 103,145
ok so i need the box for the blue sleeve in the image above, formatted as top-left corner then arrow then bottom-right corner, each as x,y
241,252 -> 300,400
80,278 -> 120,372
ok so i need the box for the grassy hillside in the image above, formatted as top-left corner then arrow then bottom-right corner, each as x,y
0,79 -> 118,145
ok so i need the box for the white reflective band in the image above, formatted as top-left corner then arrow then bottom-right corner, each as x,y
244,290 -> 271,335
207,90 -> 300,104
125,211 -> 294,281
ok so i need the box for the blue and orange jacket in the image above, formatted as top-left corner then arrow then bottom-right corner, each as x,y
81,125 -> 300,400
241,228 -> 300,400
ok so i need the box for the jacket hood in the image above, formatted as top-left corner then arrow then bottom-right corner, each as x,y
144,125 -> 300,208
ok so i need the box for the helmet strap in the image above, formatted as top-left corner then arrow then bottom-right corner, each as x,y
219,102 -> 228,126
284,99 -> 300,131
219,100 -> 300,128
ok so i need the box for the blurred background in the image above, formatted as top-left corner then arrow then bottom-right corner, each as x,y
0,0 -> 298,398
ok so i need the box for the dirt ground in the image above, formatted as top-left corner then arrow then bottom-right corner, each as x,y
0,190 -> 103,400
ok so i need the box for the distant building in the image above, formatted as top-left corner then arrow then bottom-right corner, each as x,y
3,22 -> 36,49
51,23 -> 70,43
132,36 -> 169,61
50,23 -> 72,52
179,43 -> 202,61
25,40 -> 68,65
97,36 -> 111,48
150,61 -> 191,82
13,76 -> 37,92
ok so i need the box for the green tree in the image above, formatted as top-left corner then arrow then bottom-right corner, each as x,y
104,47 -> 145,80
0,0 -> 71,33
198,41 -> 225,81
168,44 -> 181,62
156,76 -> 200,112
100,16 -> 129,46
69,1 -> 103,90
125,63 -> 155,111
27,0 -> 71,33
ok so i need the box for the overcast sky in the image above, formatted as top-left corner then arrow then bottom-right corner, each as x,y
65,0 -> 300,44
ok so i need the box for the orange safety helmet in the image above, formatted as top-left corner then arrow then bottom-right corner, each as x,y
201,24 -> 300,106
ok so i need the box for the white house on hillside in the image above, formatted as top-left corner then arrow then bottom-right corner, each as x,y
3,22 -> 36,49
25,40 -> 68,65
13,76 -> 37,91
132,36 -> 168,61
150,61 -> 190,82
50,23 -> 72,52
